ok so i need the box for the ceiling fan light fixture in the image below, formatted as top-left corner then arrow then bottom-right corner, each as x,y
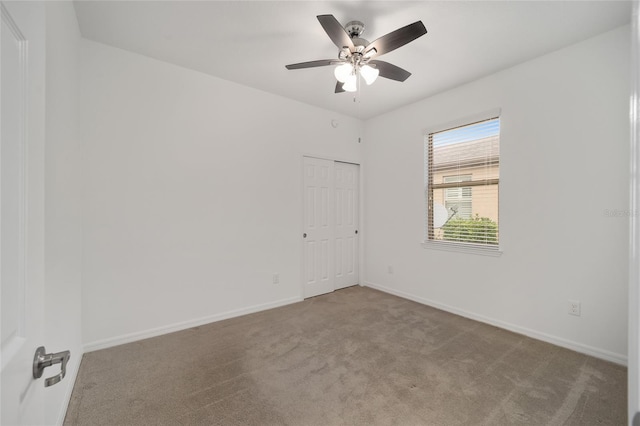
360,64 -> 379,85
285,15 -> 427,94
334,63 -> 354,83
343,74 -> 358,92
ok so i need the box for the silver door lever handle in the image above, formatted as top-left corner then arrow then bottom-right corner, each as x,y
33,346 -> 71,387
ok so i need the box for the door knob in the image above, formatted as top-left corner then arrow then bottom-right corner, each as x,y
303,233 -> 307,238
355,230 -> 358,234
33,346 -> 70,387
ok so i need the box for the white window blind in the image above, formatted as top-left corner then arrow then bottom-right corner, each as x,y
426,117 -> 500,248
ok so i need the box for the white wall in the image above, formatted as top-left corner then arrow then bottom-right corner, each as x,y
80,40 -> 363,348
44,2 -> 83,424
363,26 -> 630,364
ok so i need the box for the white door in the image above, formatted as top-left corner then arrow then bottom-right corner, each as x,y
1,2 -> 47,424
303,157 -> 335,298
334,162 -> 359,289
303,157 -> 359,298
630,1 -> 640,421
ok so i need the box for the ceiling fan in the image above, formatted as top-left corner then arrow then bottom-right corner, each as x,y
285,15 -> 427,93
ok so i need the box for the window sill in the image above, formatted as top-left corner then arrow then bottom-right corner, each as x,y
421,240 -> 503,257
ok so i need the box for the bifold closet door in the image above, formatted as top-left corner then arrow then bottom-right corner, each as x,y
303,157 -> 335,298
334,162 -> 359,289
303,157 -> 360,298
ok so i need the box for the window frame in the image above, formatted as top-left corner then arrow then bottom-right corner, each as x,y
422,109 -> 503,256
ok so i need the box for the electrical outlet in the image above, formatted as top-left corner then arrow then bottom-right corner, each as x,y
568,300 -> 581,316
388,266 -> 394,274
272,274 -> 279,284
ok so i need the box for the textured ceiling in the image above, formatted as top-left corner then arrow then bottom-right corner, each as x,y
74,1 -> 632,119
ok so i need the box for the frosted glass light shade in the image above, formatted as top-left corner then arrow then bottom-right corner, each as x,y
363,47 -> 377,59
360,65 -> 379,85
334,63 -> 354,83
343,74 -> 357,92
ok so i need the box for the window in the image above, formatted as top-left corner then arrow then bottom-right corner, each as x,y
425,116 -> 500,252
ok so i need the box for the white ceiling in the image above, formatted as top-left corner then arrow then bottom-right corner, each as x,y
73,1 -> 632,119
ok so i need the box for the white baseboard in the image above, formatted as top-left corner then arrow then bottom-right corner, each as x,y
83,296 -> 303,353
57,350 -> 83,426
363,281 -> 627,366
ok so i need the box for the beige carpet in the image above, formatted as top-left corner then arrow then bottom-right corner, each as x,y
65,286 -> 626,425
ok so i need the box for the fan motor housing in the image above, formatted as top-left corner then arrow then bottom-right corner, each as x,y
345,20 -> 365,38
